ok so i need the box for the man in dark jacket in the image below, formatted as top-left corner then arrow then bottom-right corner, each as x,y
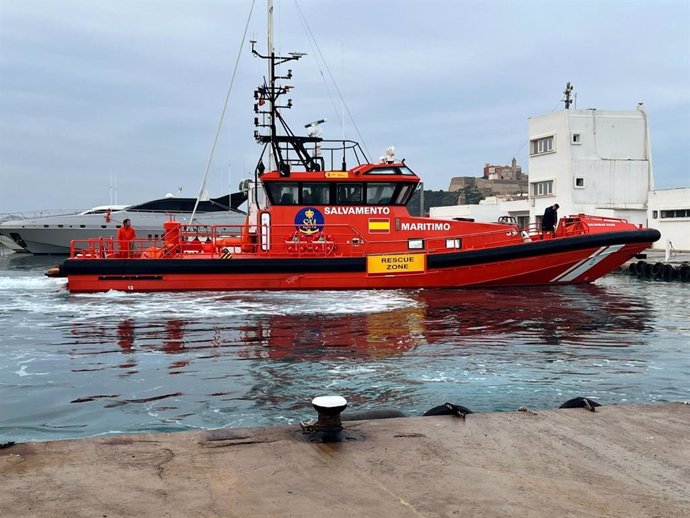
541,204 -> 559,234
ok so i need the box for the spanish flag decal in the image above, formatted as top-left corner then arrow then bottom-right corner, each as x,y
368,218 -> 390,233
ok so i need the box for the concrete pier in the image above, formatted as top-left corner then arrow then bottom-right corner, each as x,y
1,403 -> 688,517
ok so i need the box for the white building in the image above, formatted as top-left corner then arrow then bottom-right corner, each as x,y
647,188 -> 690,252
431,101 -> 689,250
431,196 -> 530,228
528,104 -> 653,228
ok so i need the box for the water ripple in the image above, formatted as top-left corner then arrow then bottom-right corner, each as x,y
0,256 -> 688,442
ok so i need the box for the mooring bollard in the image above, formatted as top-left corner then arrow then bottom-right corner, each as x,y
302,395 -> 348,442
312,395 -> 347,430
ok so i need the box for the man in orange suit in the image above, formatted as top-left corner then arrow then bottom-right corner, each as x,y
117,218 -> 136,257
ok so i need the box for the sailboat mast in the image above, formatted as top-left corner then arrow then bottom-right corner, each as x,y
267,0 -> 275,170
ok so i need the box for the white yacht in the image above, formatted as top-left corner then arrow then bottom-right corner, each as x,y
0,192 -> 247,254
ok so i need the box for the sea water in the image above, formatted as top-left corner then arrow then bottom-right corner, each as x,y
0,253 -> 688,443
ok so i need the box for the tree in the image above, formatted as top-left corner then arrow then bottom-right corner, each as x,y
408,190 -> 461,217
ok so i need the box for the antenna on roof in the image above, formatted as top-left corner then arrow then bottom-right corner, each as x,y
563,82 -> 574,109
305,119 -> 326,137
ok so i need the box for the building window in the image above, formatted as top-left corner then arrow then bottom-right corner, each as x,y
571,133 -> 581,144
652,210 -> 658,219
574,177 -> 585,188
660,209 -> 690,219
517,215 -> 530,229
531,180 -> 554,196
530,135 -> 555,155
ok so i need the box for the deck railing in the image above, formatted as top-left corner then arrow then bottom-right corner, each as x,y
69,219 -> 584,260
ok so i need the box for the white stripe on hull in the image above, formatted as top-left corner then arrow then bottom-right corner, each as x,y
551,244 -> 625,283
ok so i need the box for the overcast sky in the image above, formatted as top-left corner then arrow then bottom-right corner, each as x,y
1,0 -> 688,212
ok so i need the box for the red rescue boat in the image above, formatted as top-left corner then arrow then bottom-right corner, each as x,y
49,42 -> 659,293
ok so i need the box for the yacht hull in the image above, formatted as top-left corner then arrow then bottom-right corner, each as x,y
1,211 -> 245,255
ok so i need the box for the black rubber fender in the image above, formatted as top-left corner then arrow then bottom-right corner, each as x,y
643,262 -> 653,278
423,402 -> 474,416
559,397 -> 601,410
662,264 -> 677,282
635,260 -> 647,277
679,265 -> 690,282
651,262 -> 664,279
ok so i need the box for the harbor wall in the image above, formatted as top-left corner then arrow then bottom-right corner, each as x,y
1,403 -> 688,517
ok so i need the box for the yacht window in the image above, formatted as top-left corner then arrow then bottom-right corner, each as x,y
366,183 -> 397,205
301,183 -> 329,205
336,183 -> 363,205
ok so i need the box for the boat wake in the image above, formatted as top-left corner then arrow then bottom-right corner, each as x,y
2,268 -> 419,322
0,275 -> 65,291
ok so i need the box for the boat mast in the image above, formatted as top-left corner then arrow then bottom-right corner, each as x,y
251,36 -> 323,175
267,0 -> 274,170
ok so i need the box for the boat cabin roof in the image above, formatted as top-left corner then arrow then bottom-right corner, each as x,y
260,162 -> 419,206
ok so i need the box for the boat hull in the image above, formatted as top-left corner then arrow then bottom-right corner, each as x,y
59,229 -> 658,293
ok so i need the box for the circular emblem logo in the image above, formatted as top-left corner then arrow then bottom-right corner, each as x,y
294,207 -> 324,235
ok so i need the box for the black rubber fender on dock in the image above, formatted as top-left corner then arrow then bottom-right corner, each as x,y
423,403 -> 474,417
679,265 -> 690,282
662,264 -> 677,282
651,262 -> 664,279
634,260 -> 647,277
643,262 -> 653,278
559,397 -> 601,411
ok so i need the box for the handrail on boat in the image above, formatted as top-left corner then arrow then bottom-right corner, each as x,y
68,214 -> 607,261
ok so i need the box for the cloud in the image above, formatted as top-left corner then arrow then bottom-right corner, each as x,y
0,0 -> 688,212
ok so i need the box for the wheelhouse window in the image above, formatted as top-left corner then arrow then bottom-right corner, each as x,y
531,180 -> 554,196
336,183 -> 363,204
366,183 -> 397,205
530,135 -> 554,155
301,183 -> 329,205
364,166 -> 417,176
266,180 -> 419,206
396,183 -> 416,205
268,182 -> 299,205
